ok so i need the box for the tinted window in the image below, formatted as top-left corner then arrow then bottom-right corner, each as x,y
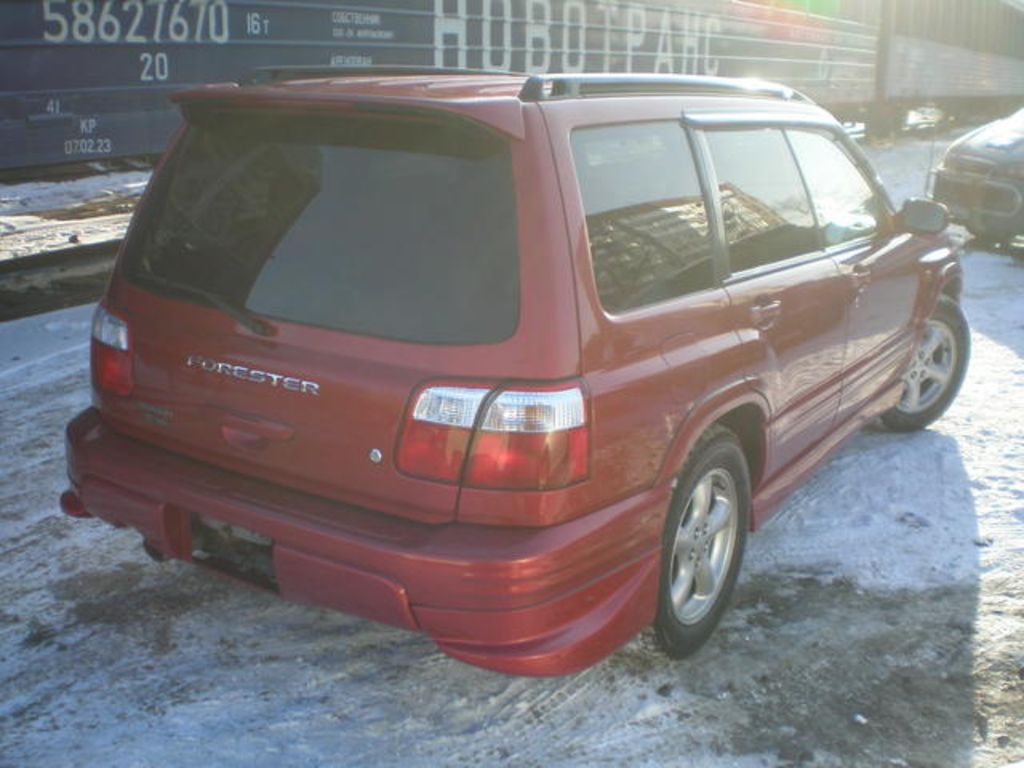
571,122 -> 714,314
705,129 -> 818,273
787,130 -> 881,247
125,111 -> 518,345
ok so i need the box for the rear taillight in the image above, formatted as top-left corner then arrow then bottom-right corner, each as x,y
397,383 -> 589,490
465,388 -> 588,490
396,386 -> 488,483
91,305 -> 133,396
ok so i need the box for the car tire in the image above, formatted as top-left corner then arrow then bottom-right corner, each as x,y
881,296 -> 970,432
654,425 -> 750,659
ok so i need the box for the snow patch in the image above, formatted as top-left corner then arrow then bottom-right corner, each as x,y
0,171 -> 150,216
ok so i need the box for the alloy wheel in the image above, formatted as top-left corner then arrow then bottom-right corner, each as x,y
669,468 -> 739,625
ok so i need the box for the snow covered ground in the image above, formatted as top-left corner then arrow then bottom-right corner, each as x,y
0,136 -> 1022,768
0,172 -> 150,218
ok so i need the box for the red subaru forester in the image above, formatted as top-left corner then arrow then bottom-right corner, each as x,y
62,70 -> 969,676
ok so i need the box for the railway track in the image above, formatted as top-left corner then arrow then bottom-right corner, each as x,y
0,240 -> 120,322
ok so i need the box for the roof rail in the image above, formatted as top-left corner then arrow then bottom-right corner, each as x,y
239,65 -> 519,86
236,67 -> 814,106
518,74 -> 814,104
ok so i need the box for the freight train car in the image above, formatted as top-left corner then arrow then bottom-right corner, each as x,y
873,0 -> 1024,131
1,0 -> 1023,172
1,0 -> 881,170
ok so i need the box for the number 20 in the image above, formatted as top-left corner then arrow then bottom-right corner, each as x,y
139,51 -> 169,81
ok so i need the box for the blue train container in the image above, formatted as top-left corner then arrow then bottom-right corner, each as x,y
3,0 -> 1022,171
1,0 -> 885,170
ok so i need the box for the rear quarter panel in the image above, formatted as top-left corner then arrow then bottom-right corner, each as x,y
540,97 -> 758,520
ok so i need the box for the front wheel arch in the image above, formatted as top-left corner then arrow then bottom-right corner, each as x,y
882,295 -> 970,432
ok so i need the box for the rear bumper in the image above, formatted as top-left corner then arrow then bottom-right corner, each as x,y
65,408 -> 665,676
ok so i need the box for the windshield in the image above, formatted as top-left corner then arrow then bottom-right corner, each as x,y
125,110 -> 520,345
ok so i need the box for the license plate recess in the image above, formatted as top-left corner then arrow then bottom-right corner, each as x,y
190,514 -> 277,590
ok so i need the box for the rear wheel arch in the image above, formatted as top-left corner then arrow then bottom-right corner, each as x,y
715,404 -> 767,492
653,423 -> 751,658
658,388 -> 769,502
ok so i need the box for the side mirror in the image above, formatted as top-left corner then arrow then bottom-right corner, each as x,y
899,198 -> 950,235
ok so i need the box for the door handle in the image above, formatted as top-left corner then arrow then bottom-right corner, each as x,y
750,299 -> 783,330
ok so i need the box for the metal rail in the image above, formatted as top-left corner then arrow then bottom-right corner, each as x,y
518,73 -> 814,103
238,67 -> 815,107
0,240 -> 120,321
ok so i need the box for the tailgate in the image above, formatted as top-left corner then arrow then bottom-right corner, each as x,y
98,106 -> 529,524
106,284 -> 461,523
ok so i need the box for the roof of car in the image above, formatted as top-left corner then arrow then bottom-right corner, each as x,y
172,71 -> 837,139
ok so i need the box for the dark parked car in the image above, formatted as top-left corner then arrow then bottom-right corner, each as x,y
933,108 -> 1024,245
62,70 -> 969,676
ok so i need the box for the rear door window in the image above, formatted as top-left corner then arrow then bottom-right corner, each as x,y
571,122 -> 715,314
704,128 -> 819,274
125,111 -> 519,345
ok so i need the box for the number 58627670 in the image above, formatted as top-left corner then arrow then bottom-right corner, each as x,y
42,0 -> 230,45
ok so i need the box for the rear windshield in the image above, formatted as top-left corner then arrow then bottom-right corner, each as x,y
124,110 -> 519,345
